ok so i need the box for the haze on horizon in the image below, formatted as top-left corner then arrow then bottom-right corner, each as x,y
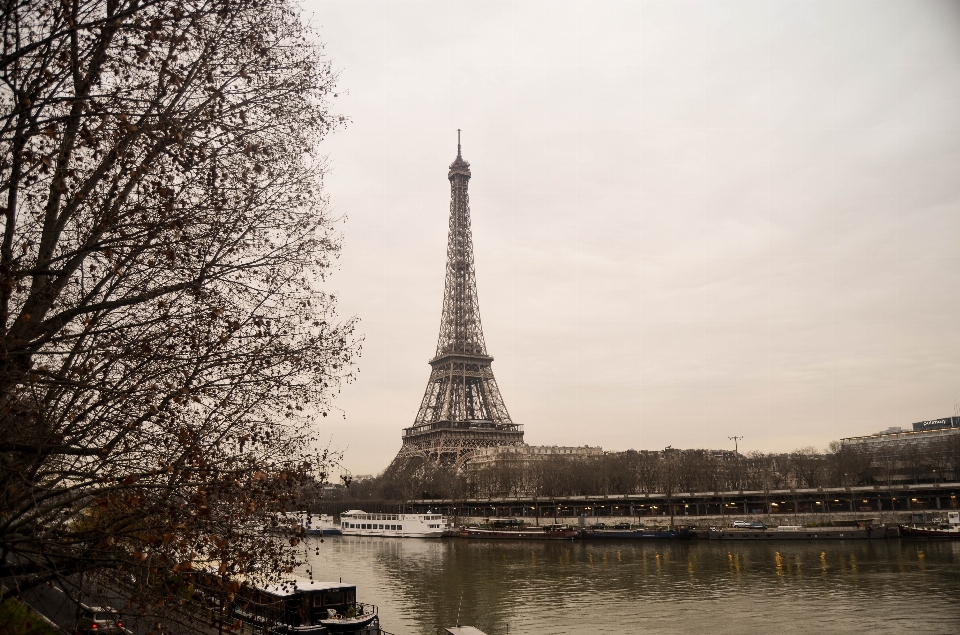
304,0 -> 960,477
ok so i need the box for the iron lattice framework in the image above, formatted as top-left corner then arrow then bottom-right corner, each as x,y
397,137 -> 524,466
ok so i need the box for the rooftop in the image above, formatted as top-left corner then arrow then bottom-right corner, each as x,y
256,578 -> 354,598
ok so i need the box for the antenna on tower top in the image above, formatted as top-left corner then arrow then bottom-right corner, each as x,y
457,129 -> 461,156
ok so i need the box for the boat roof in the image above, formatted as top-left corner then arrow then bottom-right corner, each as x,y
256,578 -> 355,598
446,627 -> 489,635
341,510 -> 366,515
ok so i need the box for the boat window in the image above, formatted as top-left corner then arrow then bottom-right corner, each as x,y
397,525 -> 402,530
312,594 -> 323,607
324,592 -> 344,606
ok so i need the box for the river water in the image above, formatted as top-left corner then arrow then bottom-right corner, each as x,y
302,536 -> 960,635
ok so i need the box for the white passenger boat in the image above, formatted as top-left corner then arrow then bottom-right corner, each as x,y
303,513 -> 341,536
268,512 -> 341,536
339,510 -> 448,538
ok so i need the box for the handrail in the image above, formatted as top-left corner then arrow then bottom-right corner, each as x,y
402,421 -> 524,436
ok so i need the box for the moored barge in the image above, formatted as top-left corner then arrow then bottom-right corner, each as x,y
900,512 -> 960,538
708,526 -> 890,540
582,528 -> 681,539
459,520 -> 577,540
232,578 -> 380,634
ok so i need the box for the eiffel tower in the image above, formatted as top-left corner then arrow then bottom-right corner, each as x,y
396,133 -> 524,466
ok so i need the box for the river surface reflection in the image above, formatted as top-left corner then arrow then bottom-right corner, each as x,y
302,536 -> 960,635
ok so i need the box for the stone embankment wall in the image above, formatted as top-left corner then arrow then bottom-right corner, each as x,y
451,510 -> 917,528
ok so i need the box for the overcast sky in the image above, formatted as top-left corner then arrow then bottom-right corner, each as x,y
300,0 -> 960,476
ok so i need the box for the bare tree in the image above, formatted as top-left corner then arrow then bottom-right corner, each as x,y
946,433 -> 960,482
900,443 -> 927,484
657,450 -> 681,526
790,447 -> 826,488
634,450 -> 659,494
1,0 -> 356,628
875,445 -> 901,488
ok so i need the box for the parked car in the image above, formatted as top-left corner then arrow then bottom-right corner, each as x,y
732,520 -> 766,529
77,604 -> 123,634
613,522 -> 631,530
592,523 -> 606,529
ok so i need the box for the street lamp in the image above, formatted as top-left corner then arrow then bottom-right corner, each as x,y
728,436 -> 743,455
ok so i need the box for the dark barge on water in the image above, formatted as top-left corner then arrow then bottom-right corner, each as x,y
708,526 -> 898,540
232,578 -> 381,634
581,527 -> 687,539
580,523 -> 695,540
459,520 -> 578,540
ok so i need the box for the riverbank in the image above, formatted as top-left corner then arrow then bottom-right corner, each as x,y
448,510 -> 915,529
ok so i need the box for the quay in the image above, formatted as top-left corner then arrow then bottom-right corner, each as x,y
407,482 -> 957,521
319,482 -> 959,532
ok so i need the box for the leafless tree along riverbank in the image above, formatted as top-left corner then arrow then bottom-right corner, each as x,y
331,437 -> 960,504
1,0 -> 356,630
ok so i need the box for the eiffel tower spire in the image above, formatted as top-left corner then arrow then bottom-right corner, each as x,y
397,135 -> 524,466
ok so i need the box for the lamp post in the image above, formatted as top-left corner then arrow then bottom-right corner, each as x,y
728,436 -> 743,455
728,436 -> 743,490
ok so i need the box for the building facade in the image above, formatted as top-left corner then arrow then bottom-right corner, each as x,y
465,444 -> 604,470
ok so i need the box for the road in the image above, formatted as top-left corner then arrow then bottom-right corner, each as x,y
18,577 -> 219,635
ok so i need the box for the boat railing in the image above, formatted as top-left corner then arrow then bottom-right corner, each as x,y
325,603 -> 378,619
355,602 -> 378,617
